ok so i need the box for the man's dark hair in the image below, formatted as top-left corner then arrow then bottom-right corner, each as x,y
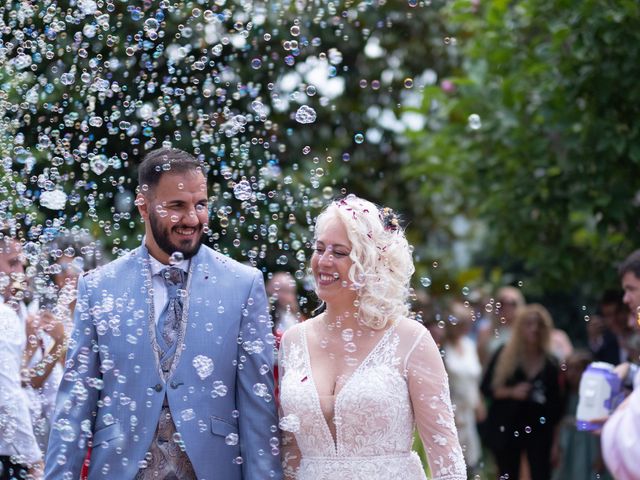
598,289 -> 624,311
138,148 -> 205,193
618,249 -> 640,279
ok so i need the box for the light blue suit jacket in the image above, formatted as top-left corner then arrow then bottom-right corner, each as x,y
45,244 -> 283,479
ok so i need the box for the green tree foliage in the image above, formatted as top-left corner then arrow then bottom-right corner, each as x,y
405,0 -> 640,299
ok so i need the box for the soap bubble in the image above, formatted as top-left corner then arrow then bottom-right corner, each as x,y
295,105 -> 317,124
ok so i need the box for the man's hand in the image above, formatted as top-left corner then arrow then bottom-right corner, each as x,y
23,310 -> 68,389
474,398 -> 487,422
614,362 -> 630,380
39,311 -> 66,343
27,459 -> 44,480
26,311 -> 66,344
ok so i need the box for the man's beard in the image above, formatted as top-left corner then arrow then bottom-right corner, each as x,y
148,211 -> 203,260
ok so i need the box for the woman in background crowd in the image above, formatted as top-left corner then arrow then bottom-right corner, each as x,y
442,301 -> 484,475
476,286 -> 525,367
481,304 -> 563,480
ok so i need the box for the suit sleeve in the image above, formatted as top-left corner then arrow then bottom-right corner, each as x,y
45,274 -> 101,479
237,270 -> 284,479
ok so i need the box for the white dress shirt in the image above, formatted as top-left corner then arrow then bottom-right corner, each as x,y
0,303 -> 42,465
148,256 -> 189,325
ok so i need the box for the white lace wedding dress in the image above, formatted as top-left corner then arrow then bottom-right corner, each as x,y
279,318 -> 466,480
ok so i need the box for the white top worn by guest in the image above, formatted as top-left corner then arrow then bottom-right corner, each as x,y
443,335 -> 483,468
0,303 -> 42,465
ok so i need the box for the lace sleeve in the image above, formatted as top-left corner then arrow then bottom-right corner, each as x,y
278,333 -> 302,480
406,329 -> 467,480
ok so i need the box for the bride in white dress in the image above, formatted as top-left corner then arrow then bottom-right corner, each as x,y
279,195 -> 466,480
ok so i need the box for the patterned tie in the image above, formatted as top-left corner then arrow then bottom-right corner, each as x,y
158,267 -> 186,361
136,267 -> 198,480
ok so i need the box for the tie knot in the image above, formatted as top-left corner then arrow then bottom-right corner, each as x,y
161,267 -> 185,288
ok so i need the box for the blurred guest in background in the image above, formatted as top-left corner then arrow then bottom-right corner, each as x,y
600,289 -> 631,363
480,304 -> 563,480
0,235 -> 43,479
267,271 -> 304,336
477,286 -> 525,367
586,313 -> 622,365
443,301 -> 484,475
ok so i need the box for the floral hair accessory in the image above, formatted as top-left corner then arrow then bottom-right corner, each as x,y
379,207 -> 400,232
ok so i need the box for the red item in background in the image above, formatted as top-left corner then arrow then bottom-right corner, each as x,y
80,448 -> 90,479
273,330 -> 283,403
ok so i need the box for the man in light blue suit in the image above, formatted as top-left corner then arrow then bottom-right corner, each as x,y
45,148 -> 283,479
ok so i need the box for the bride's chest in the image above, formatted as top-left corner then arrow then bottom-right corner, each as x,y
282,361 -> 410,416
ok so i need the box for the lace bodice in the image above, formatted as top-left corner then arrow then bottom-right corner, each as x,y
279,318 -> 466,480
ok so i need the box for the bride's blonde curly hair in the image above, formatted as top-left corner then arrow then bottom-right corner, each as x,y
313,194 -> 415,330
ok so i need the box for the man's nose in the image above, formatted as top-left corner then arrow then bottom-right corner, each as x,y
183,206 -> 201,223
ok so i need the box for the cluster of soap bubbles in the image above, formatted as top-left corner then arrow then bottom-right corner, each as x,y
0,0 -> 453,285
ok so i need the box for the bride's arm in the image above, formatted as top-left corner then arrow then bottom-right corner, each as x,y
405,326 -> 467,480
278,334 -> 302,479
281,423 -> 301,479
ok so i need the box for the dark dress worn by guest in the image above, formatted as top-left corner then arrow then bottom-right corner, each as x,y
481,347 -> 562,480
480,304 -> 564,480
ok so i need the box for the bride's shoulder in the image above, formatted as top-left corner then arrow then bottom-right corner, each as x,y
281,321 -> 303,343
393,316 -> 429,338
280,316 -> 317,344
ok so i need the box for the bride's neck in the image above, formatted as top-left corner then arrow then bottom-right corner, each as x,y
324,303 -> 359,330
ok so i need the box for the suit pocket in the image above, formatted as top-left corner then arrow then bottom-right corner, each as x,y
210,416 -> 238,437
93,422 -> 122,445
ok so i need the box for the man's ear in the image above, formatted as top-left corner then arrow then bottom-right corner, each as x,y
136,193 -> 149,221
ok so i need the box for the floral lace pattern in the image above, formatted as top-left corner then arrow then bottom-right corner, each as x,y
298,452 -> 426,480
279,318 -> 466,480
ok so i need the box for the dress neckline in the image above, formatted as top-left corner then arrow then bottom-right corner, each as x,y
300,320 -> 397,454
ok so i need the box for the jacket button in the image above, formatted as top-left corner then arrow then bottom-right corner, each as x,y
170,381 -> 178,389
154,383 -> 163,392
